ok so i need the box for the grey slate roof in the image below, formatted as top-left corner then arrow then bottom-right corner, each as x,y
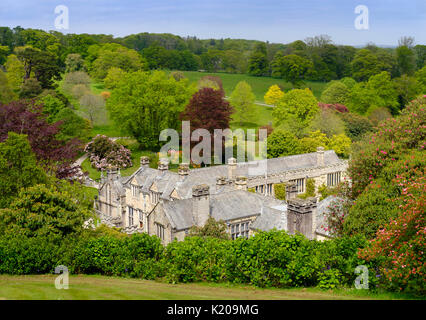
161,190 -> 286,231
250,205 -> 287,232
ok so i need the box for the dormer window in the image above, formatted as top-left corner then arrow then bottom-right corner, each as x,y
131,184 -> 138,197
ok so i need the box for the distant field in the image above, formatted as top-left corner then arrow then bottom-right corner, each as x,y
178,71 -> 327,102
0,275 -> 413,300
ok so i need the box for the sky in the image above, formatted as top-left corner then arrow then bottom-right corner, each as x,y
0,0 -> 425,46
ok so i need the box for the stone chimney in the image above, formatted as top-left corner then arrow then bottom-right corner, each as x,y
140,156 -> 150,168
192,184 -> 210,227
227,157 -> 237,180
235,176 -> 247,191
285,182 -> 298,201
158,158 -> 169,171
216,176 -> 227,186
317,146 -> 325,167
287,197 -> 317,240
178,163 -> 189,177
106,169 -> 120,181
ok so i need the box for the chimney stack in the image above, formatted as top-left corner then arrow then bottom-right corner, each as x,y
285,182 -> 298,201
235,176 -> 247,191
106,169 -> 120,181
178,163 -> 189,177
317,146 -> 324,167
287,198 -> 317,240
192,184 -> 210,227
227,157 -> 237,180
140,156 -> 150,168
158,158 -> 169,171
216,176 -> 227,186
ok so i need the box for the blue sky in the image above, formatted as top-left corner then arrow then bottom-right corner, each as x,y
0,0 -> 425,46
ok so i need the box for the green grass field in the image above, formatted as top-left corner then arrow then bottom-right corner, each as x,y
0,275 -> 415,300
179,71 -> 327,102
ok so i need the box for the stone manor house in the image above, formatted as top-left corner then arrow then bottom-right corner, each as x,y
95,147 -> 348,244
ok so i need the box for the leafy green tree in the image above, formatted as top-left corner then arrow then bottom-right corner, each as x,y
0,132 -> 48,208
104,67 -> 126,90
4,54 -> 25,92
338,112 -> 373,142
309,109 -> 346,138
415,65 -> 426,92
107,71 -> 195,150
188,217 -> 230,240
0,69 -> 16,103
15,46 -> 61,88
264,84 -> 284,105
272,54 -> 313,87
396,45 -> 416,76
37,94 -> 66,122
414,44 -> 426,70
298,130 -> 329,154
351,49 -> 383,82
65,53 -> 85,72
229,81 -> 255,125
348,72 -> 399,115
320,81 -> 350,105
247,43 -> 268,76
266,129 -> 300,158
0,45 -> 9,64
89,43 -> 147,79
79,93 -> 106,125
0,181 -> 93,239
393,75 -> 421,108
328,134 -> 352,158
19,78 -> 42,98
273,88 -> 319,134
54,108 -> 92,141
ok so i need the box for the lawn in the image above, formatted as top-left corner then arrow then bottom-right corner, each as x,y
0,275 -> 415,300
178,71 -> 328,102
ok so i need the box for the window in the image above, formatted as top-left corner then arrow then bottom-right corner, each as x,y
128,206 -> 134,226
230,222 -> 250,240
290,178 -> 305,193
131,184 -> 138,197
143,194 -> 147,211
327,172 -> 341,187
156,223 -> 165,240
267,183 -> 273,195
151,192 -> 159,204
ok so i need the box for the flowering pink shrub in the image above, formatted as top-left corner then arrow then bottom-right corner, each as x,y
85,135 -> 132,170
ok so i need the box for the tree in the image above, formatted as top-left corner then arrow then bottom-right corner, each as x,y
4,54 -> 25,92
0,182 -> 93,239
37,94 -> 66,122
79,93 -> 106,125
348,72 -> 399,115
266,129 -> 300,158
104,67 -> 126,90
264,85 -> 284,105
396,45 -> 416,76
54,108 -> 92,141
393,75 -> 421,108
107,71 -> 195,150
15,46 -> 61,88
271,54 -> 313,87
89,43 -> 147,79
0,45 -> 9,64
320,81 -> 350,105
415,65 -> 426,92
65,53 -> 85,72
229,81 -> 255,125
62,71 -> 91,94
0,100 -> 81,179
0,69 -> 16,103
328,134 -> 351,158
298,131 -> 329,154
309,108 -> 346,138
338,112 -> 373,142
0,132 -> 48,208
188,217 -> 230,240
180,87 -> 234,134
351,49 -> 383,82
19,78 -> 42,98
273,88 -> 319,133
247,43 -> 268,76
197,75 -> 225,97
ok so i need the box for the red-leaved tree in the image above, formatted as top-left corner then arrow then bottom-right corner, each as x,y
0,100 -> 82,179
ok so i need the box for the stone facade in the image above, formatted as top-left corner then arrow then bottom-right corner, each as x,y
96,148 -> 347,244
